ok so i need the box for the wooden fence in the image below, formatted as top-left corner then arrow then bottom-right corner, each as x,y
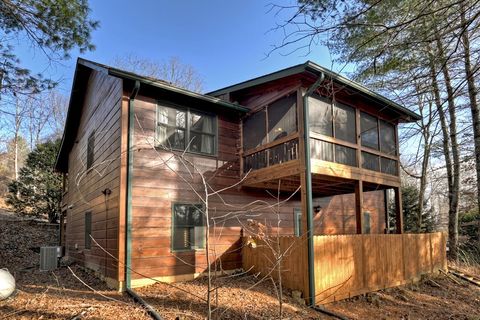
242,232 -> 447,305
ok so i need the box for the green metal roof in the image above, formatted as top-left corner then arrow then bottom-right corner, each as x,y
208,61 -> 421,121
78,58 -> 249,113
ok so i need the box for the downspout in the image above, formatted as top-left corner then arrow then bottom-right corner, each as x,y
124,81 -> 164,320
126,80 -> 140,289
303,73 -> 324,306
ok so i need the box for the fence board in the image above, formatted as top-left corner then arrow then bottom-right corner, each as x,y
242,232 -> 447,305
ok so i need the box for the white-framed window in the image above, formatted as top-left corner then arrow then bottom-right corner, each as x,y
156,103 -> 216,156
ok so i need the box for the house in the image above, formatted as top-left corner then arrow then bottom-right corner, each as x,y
55,58 -> 446,305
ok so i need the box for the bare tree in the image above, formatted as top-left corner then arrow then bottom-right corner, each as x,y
112,54 -> 204,92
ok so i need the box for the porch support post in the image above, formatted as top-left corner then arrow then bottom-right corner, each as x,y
355,180 -> 364,234
394,186 -> 403,234
301,73 -> 325,307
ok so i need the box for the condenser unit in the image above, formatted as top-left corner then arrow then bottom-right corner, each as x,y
40,246 -> 61,271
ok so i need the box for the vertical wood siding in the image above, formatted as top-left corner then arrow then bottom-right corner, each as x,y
242,233 -> 447,304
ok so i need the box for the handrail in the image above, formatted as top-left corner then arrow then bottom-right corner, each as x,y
242,132 -> 299,157
309,132 -> 399,161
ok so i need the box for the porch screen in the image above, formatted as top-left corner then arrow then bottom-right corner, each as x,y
268,94 -> 297,141
379,120 -> 396,155
243,110 -> 267,150
309,95 -> 333,136
361,151 -> 380,171
172,204 -> 205,251
360,112 -> 379,150
334,103 -> 356,143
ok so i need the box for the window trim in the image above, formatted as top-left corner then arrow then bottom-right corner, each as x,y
170,202 -> 206,252
156,100 -> 218,157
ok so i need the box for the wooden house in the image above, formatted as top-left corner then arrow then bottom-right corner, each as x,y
55,59 -> 446,304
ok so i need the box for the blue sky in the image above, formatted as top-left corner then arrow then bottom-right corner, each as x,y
17,0 -> 335,95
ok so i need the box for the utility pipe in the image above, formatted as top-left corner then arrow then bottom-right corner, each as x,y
302,73 -> 325,306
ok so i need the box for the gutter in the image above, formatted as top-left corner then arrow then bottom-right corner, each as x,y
302,73 -> 325,306
126,80 -> 140,289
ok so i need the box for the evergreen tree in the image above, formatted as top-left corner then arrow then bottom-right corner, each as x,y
6,140 -> 62,223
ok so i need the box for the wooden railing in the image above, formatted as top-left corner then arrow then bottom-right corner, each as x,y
242,232 -> 447,304
243,136 -> 299,173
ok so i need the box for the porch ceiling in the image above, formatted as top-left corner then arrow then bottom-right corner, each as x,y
242,172 -> 393,197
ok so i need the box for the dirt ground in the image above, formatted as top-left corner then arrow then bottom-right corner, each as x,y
1,210 -> 480,320
0,211 -> 149,320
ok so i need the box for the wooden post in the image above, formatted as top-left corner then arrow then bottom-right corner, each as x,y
384,189 -> 390,234
394,186 -> 403,234
355,180 -> 364,234
297,88 -> 310,300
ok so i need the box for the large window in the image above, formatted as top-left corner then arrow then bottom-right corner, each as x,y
172,203 -> 205,251
242,94 -> 297,150
379,120 -> 396,155
156,104 -> 216,155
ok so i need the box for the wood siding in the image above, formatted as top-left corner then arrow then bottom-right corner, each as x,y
62,70 -> 123,283
242,233 -> 447,305
129,94 -> 303,281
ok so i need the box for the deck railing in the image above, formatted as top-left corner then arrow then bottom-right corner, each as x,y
243,137 -> 299,173
242,232 -> 447,304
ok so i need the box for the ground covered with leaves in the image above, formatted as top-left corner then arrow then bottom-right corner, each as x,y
136,275 -> 330,320
0,211 -> 149,319
1,210 -> 480,319
326,270 -> 480,320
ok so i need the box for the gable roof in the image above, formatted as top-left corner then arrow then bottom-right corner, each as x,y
208,61 -> 421,122
55,58 -> 249,172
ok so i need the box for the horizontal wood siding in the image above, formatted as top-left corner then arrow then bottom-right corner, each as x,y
63,70 -> 123,282
130,95 -> 303,280
242,233 -> 447,304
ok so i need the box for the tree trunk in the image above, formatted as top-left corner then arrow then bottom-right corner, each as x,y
460,4 -> 480,248
435,34 -> 461,261
429,55 -> 458,259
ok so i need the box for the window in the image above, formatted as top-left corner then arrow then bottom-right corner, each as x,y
294,208 -> 302,237
87,131 -> 95,170
360,112 -> 379,150
172,204 -> 206,251
243,94 -> 297,150
85,211 -> 92,249
156,104 -> 216,155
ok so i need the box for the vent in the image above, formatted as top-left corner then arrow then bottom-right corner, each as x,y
40,246 -> 59,271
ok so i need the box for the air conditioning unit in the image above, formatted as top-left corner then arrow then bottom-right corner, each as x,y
40,246 -> 60,271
